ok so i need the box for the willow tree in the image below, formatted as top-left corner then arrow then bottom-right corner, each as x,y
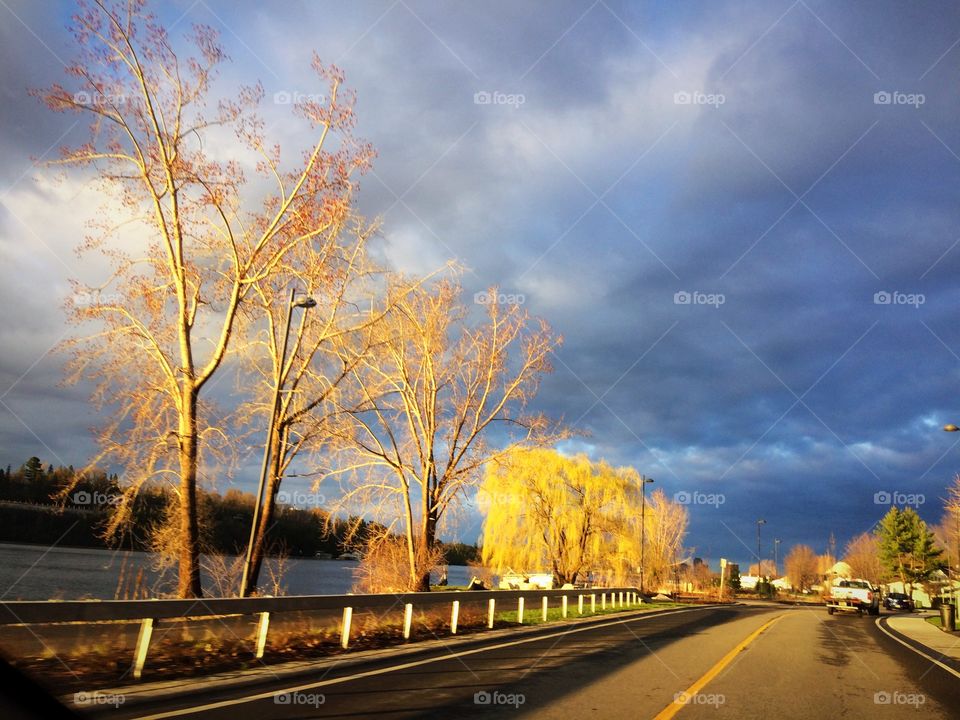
480,449 -> 641,586
38,0 -> 370,596
640,488 -> 689,590
328,279 -> 562,591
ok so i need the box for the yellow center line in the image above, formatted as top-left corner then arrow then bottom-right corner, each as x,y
653,613 -> 784,720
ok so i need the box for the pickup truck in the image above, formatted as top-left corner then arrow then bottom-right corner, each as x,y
825,578 -> 880,616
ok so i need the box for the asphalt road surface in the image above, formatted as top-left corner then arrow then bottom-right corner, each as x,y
95,604 -> 960,719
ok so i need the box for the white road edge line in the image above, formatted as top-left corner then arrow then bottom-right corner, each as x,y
130,605 -> 723,719
874,617 -> 960,680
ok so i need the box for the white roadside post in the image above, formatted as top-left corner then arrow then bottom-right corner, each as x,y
542,596 -> 548,622
451,601 -> 460,635
518,597 -> 525,624
488,598 -> 496,629
132,617 -> 154,680
403,603 -> 413,640
562,595 -> 568,618
578,594 -> 584,614
591,593 -> 596,613
602,593 -> 606,610
254,611 -> 270,659
340,606 -> 353,649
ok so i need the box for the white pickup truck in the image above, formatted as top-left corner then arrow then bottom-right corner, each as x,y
825,578 -> 880,616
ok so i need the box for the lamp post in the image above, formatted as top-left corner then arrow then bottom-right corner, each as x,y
943,425 -> 960,579
240,289 -> 316,597
640,475 -> 654,595
756,519 -> 766,578
774,538 -> 781,577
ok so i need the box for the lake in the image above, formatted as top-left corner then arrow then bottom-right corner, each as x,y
0,543 -> 476,600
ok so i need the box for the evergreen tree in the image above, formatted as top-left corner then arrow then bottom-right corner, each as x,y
877,506 -> 944,597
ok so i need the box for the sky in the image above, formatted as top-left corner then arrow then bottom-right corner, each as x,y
2,0 -> 960,571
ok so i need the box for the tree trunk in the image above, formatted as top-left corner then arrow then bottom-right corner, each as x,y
414,505 -> 437,592
177,392 -> 203,598
247,424 -> 286,593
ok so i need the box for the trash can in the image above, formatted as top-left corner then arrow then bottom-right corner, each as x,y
940,603 -> 956,632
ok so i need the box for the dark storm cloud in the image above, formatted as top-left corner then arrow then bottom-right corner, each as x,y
3,0 -> 960,567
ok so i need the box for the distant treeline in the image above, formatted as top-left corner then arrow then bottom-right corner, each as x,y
0,458 -> 479,564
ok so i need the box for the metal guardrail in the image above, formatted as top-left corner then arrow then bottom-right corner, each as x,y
0,587 -> 644,680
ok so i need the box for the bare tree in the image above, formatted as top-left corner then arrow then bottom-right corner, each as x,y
239,216 -> 383,594
328,279 -> 563,590
38,0 -> 370,596
784,544 -> 818,592
843,532 -> 882,585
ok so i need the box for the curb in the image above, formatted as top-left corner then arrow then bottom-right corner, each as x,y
875,616 -> 960,679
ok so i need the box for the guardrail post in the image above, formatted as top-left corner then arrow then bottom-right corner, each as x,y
562,595 -> 568,618
451,600 -> 460,634
602,592 -> 606,610
578,594 -> 584,614
403,603 -> 413,640
518,597 -> 525,624
132,618 -> 154,680
591,593 -> 596,613
488,598 -> 496,629
619,591 -> 624,607
254,611 -> 270,659
542,596 -> 548,622
341,606 -> 353,649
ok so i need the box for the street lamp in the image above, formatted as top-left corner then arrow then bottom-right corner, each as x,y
942,424 -> 960,578
640,475 -> 654,595
240,289 -> 316,597
774,538 -> 781,577
756,519 -> 767,578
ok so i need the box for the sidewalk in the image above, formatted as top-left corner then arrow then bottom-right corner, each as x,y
884,613 -> 960,670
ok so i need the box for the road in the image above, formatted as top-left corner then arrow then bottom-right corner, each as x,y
97,604 -> 959,719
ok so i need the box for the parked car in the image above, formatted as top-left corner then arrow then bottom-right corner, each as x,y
825,578 -> 880,616
883,592 -> 914,612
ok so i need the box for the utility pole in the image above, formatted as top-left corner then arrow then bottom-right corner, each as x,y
640,475 -> 654,595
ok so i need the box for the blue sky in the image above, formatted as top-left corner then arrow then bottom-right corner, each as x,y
2,0 -> 960,570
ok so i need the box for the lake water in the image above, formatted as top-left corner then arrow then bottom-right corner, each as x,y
0,543 -> 475,600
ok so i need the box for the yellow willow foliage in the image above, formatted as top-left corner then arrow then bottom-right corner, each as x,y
479,449 -> 644,586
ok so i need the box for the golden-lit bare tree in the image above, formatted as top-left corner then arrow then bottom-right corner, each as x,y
784,544 -> 818,592
327,280 -> 562,591
38,0 -> 371,596
641,489 -> 690,590
843,532 -> 882,584
936,474 -> 960,577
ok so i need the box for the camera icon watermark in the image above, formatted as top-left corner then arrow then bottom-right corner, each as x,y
276,490 -> 326,507
674,691 -> 725,707
73,692 -> 125,708
674,90 -> 725,107
873,690 -> 925,706
474,290 -> 525,306
274,692 -> 325,707
73,91 -> 127,107
73,291 -> 124,307
873,290 -> 924,308
873,490 -> 924,508
873,91 -> 925,108
674,290 -> 725,308
72,490 -> 121,507
273,90 -> 326,105
474,690 -> 525,708
474,90 -> 526,108
674,490 -> 725,508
